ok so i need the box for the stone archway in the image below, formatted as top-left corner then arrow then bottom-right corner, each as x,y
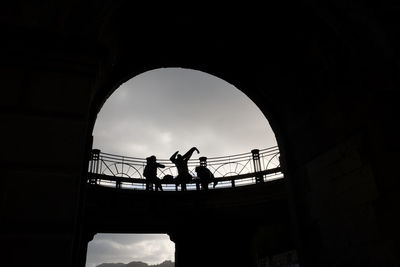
87,4 -> 399,266
1,2 -> 398,267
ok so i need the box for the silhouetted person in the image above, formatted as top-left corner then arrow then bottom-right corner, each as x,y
170,147 -> 199,191
163,174 -> 174,183
195,165 -> 216,190
143,155 -> 165,191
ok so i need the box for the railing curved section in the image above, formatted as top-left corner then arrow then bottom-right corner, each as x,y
87,146 -> 283,191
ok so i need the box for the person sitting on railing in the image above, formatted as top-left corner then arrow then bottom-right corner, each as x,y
195,165 -> 216,190
143,155 -> 165,191
170,147 -> 199,191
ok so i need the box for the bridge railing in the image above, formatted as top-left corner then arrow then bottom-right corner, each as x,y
87,146 -> 283,191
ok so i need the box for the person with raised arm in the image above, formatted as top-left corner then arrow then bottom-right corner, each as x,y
170,147 -> 200,191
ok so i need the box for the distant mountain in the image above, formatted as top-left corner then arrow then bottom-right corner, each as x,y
97,260 -> 174,267
125,262 -> 148,267
97,264 -> 126,267
149,261 -> 174,267
97,263 -> 126,267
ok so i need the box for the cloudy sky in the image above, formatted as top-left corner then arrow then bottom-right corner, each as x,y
86,234 -> 175,267
87,68 -> 277,267
93,67 -> 276,159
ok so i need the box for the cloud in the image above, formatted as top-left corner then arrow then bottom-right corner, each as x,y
92,68 -> 277,159
86,234 -> 175,267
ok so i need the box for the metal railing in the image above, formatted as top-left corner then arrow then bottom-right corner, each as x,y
87,146 -> 283,191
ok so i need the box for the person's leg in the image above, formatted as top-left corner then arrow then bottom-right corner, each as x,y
157,178 -> 163,191
213,180 -> 218,188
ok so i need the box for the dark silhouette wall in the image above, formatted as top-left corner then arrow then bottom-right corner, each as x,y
85,180 -> 292,267
1,2 -> 399,266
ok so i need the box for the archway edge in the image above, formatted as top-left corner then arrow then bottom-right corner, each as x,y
86,4 -> 400,266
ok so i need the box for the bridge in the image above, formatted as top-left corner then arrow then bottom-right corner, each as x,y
87,146 -> 283,191
84,171 -> 294,267
84,146 -> 295,266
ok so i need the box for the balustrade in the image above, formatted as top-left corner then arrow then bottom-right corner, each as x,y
87,146 -> 283,191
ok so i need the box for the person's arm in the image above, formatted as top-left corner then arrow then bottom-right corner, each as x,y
182,147 -> 199,160
170,151 -> 179,163
157,163 -> 165,168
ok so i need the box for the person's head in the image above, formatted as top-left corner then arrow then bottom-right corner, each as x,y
147,155 -> 156,163
177,154 -> 182,160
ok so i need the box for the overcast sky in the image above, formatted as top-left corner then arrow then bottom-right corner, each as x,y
86,234 -> 174,267
93,67 -> 276,159
87,68 -> 277,267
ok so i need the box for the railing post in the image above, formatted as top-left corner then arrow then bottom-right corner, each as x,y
196,181 -> 200,191
251,149 -> 264,183
198,157 -> 208,190
89,149 -> 101,184
199,157 -> 207,167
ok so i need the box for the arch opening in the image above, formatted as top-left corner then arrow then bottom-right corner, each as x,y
86,233 -> 175,267
90,67 -> 281,190
93,67 -> 277,157
85,67 -> 293,267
